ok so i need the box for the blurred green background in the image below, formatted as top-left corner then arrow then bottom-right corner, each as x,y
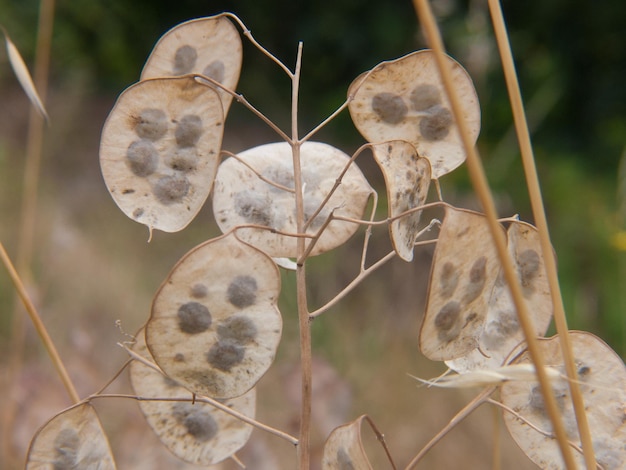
2,0 -> 623,350
0,0 -> 625,468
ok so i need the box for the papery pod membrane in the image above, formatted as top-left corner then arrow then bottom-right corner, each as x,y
501,332 -> 626,469
129,328 -> 255,465
348,50 -> 480,179
146,232 -> 282,399
419,207 -> 503,360
447,220 -> 553,372
322,415 -> 373,470
100,76 -> 224,233
141,15 -> 242,115
371,141 -> 431,261
212,141 -> 374,257
26,403 -> 116,469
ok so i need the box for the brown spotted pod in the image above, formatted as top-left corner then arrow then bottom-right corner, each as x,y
419,206 -> 503,361
212,141 -> 374,257
348,50 -> 480,179
370,141 -> 431,261
100,76 -> 224,233
447,220 -> 554,372
501,332 -> 626,469
141,14 -> 242,115
146,232 -> 282,399
26,404 -> 116,469
322,415 -> 374,470
129,328 -> 255,465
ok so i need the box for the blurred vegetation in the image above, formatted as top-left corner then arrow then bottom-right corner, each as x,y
0,0 -> 624,349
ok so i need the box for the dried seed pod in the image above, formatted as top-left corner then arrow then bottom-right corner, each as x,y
501,332 -> 626,469
348,50 -> 480,179
419,207 -> 503,360
141,15 -> 242,115
129,328 -> 255,465
26,404 -> 116,469
371,141 -> 431,261
100,76 -> 223,233
322,415 -> 373,470
447,220 -> 554,372
146,233 -> 282,399
212,141 -> 374,257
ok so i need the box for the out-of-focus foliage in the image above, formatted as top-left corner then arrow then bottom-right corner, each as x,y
1,0 -> 624,354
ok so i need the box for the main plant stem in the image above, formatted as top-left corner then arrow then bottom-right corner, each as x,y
291,42 -> 312,469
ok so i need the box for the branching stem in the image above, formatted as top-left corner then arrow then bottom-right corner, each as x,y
290,41 -> 313,469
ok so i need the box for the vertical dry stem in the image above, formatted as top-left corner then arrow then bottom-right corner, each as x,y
487,1 -> 596,467
0,242 -> 80,404
3,0 -> 56,463
412,0 -> 577,467
291,42 -> 313,469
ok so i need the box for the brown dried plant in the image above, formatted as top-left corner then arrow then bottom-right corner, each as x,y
2,2 -> 625,469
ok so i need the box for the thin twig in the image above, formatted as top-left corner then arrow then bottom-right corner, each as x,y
220,12 -> 295,78
331,200 -> 447,227
487,1 -> 596,467
195,75 -> 292,143
412,1 -> 577,467
309,250 -> 397,318
363,415 -> 398,470
93,359 -> 132,396
488,398 -> 604,470
302,143 -> 374,232
404,388 -> 494,469
300,99 -> 350,143
360,192 -> 379,271
87,393 -> 299,446
222,150 -> 296,193
0,241 -> 80,404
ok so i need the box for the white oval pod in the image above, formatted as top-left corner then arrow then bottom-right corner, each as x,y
348,50 -> 480,179
212,141 -> 374,257
100,76 -> 224,233
26,404 -> 116,469
419,207 -> 503,361
371,141 -> 431,261
447,220 -> 554,372
147,233 -> 282,399
501,332 -> 626,469
130,328 -> 255,465
322,416 -> 374,470
141,15 -> 242,114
